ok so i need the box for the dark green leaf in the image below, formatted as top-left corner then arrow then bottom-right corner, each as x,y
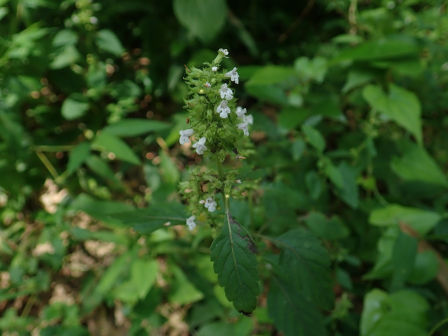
302,125 -> 325,153
292,138 -> 306,161
93,132 -> 140,165
306,171 -> 322,200
304,212 -> 349,240
67,142 -> 90,175
408,251 -> 439,285
246,66 -> 294,85
337,161 -> 359,208
391,232 -> 417,291
102,119 -> 170,137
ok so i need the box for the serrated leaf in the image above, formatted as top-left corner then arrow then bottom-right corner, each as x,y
210,212 -> 260,314
109,202 -> 187,234
272,229 -> 333,310
267,277 -> 327,336
67,142 -> 90,175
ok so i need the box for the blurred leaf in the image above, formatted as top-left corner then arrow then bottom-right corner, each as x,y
245,84 -> 289,105
69,193 -> 134,218
342,69 -> 375,93
294,57 -> 327,83
51,45 -> 81,69
52,29 -> 78,47
67,142 -> 90,175
302,125 -> 325,153
267,277 -> 327,336
306,171 -> 321,200
337,161 -> 359,208
61,94 -> 89,120
391,142 -> 448,188
173,0 -> 227,42
278,107 -> 310,130
363,84 -> 422,144
95,29 -> 124,56
304,212 -> 349,240
246,66 -> 293,85
85,155 -> 120,184
93,132 -> 140,165
133,259 -> 158,299
408,251 -> 439,285
292,138 -> 306,161
197,318 -> 253,336
272,229 -> 333,310
324,162 -> 343,189
391,232 -> 417,291
210,213 -> 260,314
109,202 -> 186,233
102,119 -> 170,137
369,204 -> 441,235
159,151 -> 180,185
169,267 -> 204,305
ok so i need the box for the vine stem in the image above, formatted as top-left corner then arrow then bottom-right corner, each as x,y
429,316 -> 448,336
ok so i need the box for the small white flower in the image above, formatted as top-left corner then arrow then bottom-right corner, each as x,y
192,137 -> 207,155
218,48 -> 229,56
237,122 -> 249,136
186,215 -> 196,230
204,197 -> 217,212
179,129 -> 194,145
219,84 -> 233,100
225,67 -> 239,84
199,200 -> 206,204
235,106 -> 247,118
243,114 -> 253,125
212,66 -> 218,71
204,82 -> 211,88
235,179 -> 242,184
216,100 -> 231,118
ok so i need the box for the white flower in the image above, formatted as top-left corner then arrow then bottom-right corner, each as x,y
216,100 -> 231,118
192,137 -> 207,155
179,129 -> 194,145
186,215 -> 196,230
243,114 -> 253,125
204,197 -> 217,212
225,67 -> 239,84
204,82 -> 211,88
235,106 -> 247,118
199,200 -> 206,204
237,122 -> 249,136
235,179 -> 242,184
218,48 -> 229,56
219,84 -> 233,100
212,66 -> 218,71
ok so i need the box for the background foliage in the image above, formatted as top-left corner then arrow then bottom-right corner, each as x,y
1,0 -> 448,335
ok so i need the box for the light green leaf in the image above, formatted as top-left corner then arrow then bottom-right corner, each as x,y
0,7 -> 9,21
93,132 -> 140,165
67,142 -> 90,175
304,212 -> 349,240
273,229 -> 333,310
246,66 -> 294,85
337,161 -> 359,208
244,84 -> 289,105
169,267 -> 204,305
102,119 -> 170,137
302,125 -> 325,153
324,162 -> 343,189
267,277 -> 327,336
109,202 -> 187,234
85,155 -> 120,184
391,142 -> 448,188
61,94 -> 89,120
173,0 -> 227,42
294,57 -> 328,83
51,45 -> 81,69
69,193 -> 134,218
95,29 -> 124,56
342,69 -> 375,93
363,84 -> 422,144
292,138 -> 306,161
279,108 -> 310,130
369,204 -> 441,235
408,251 -> 439,285
159,151 -> 180,185
391,232 -> 417,291
132,259 -> 158,299
210,212 -> 260,314
361,289 -> 389,336
52,29 -> 78,47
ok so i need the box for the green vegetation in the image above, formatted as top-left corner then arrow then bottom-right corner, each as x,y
1,0 -> 448,335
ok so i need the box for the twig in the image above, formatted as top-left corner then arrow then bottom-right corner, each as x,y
348,0 -> 358,35
278,0 -> 316,43
35,150 -> 59,180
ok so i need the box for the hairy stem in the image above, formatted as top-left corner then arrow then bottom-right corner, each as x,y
216,156 -> 230,213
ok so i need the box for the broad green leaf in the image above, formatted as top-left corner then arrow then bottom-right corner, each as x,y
305,171 -> 322,200
61,94 -> 89,120
52,29 -> 78,47
85,155 -> 121,186
50,45 -> 81,69
408,251 -> 439,285
246,66 -> 294,85
244,84 -> 289,105
169,267 -> 204,304
279,108 -> 310,130
369,204 -> 441,235
302,125 -> 325,153
324,162 -> 343,189
197,318 -> 254,336
93,132 -> 140,165
273,229 -> 333,310
337,161 -> 359,208
173,0 -> 227,42
294,57 -> 328,83
95,29 -> 124,56
210,212 -> 260,314
361,289 -> 389,336
67,142 -> 90,175
69,193 -> 134,218
132,259 -> 158,299
363,84 -> 422,144
267,277 -> 327,336
109,202 -> 186,234
292,138 -> 306,161
304,212 -> 349,240
342,69 -> 375,93
159,151 -> 180,185
391,142 -> 448,188
391,232 -> 417,291
102,119 -> 170,137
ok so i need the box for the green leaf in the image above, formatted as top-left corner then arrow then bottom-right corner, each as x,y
305,171 -> 322,200
50,45 -> 81,69
369,204 -> 441,235
279,108 -> 310,130
109,202 -> 187,234
342,69 -> 375,93
363,84 -> 422,144
267,277 -> 327,336
272,229 -> 333,310
95,29 -> 124,56
169,267 -> 204,305
391,142 -> 448,188
408,251 -> 439,285
391,232 -> 417,291
197,319 -> 254,336
52,29 -> 78,47
210,212 -> 260,314
93,132 -> 140,165
337,161 -> 359,208
61,94 -> 89,120
304,212 -> 349,240
159,151 -> 180,185
173,0 -> 227,42
292,138 -> 306,161
131,259 -> 158,299
85,155 -> 121,185
294,57 -> 328,83
67,142 -> 90,175
69,193 -> 134,218
244,84 -> 289,105
246,66 -> 294,85
324,162 -> 343,189
102,119 -> 170,137
302,125 -> 325,153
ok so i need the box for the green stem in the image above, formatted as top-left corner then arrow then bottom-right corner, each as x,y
216,156 -> 230,212
35,150 -> 59,180
429,317 -> 448,336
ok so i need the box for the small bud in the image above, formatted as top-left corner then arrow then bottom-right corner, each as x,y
235,180 -> 242,184
164,222 -> 171,226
